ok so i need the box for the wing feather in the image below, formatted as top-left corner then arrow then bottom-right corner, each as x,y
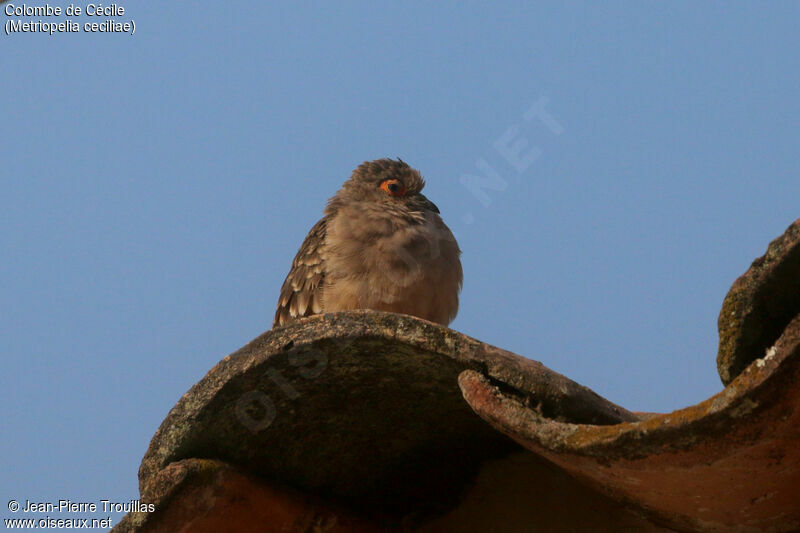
273,218 -> 327,327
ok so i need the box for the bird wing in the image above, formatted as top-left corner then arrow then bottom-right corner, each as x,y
273,217 -> 327,327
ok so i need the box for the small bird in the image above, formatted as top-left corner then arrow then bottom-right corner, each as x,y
274,158 -> 462,328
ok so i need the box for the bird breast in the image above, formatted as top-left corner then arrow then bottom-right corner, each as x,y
322,205 -> 462,325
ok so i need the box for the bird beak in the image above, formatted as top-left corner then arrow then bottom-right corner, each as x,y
417,193 -> 440,214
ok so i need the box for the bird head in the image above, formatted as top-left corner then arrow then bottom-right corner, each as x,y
334,158 -> 440,215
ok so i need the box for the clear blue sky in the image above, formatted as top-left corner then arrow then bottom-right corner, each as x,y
3,2 -> 799,528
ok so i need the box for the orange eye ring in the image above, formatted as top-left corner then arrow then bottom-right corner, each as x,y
380,179 -> 407,197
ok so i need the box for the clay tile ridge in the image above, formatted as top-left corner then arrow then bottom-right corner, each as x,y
113,218 -> 800,533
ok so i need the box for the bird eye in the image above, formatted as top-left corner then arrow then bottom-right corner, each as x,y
380,179 -> 407,197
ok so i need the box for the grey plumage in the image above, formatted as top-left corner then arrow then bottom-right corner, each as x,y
274,158 -> 462,327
